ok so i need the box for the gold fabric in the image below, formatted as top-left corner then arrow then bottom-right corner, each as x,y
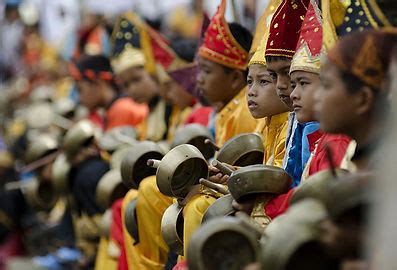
182,89 -> 256,256
249,35 -> 267,66
111,47 -> 146,75
137,99 -> 167,142
249,0 -> 282,56
254,112 -> 289,167
74,213 -> 102,257
215,87 -> 258,146
182,193 -> 217,257
133,176 -> 173,269
94,238 -> 118,270
121,189 -> 141,269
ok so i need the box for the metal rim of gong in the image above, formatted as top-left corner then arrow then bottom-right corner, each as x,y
228,164 -> 292,203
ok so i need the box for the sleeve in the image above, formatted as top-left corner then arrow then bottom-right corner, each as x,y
264,188 -> 295,219
308,136 -> 351,176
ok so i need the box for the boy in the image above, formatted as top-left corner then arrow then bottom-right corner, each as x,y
183,0 -> 257,257
70,55 -> 148,131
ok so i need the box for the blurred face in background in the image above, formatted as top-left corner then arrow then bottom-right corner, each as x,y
76,79 -> 103,112
118,66 -> 159,104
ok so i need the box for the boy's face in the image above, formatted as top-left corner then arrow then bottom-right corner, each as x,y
118,66 -> 159,104
76,80 -> 102,112
197,56 -> 236,107
267,59 -> 293,110
246,64 -> 289,119
314,59 -> 358,134
290,71 -> 320,123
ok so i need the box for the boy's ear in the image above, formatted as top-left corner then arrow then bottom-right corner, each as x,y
354,86 -> 374,115
230,69 -> 246,90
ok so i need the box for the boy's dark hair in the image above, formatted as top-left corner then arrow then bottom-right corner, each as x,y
223,23 -> 253,76
76,55 -> 113,74
265,55 -> 292,63
171,38 -> 198,63
75,55 -> 119,91
228,23 -> 253,53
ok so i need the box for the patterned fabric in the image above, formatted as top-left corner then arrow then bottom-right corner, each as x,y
265,0 -> 310,58
198,0 -> 249,70
249,0 -> 282,56
327,28 -> 397,90
321,0 -> 391,49
111,12 -> 185,76
290,0 -> 323,74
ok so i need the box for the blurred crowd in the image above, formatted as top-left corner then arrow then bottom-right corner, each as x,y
0,0 -> 396,270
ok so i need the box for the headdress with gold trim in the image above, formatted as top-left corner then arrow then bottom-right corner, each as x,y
322,0 -> 391,50
111,12 -> 187,78
249,0 -> 282,56
265,0 -> 310,58
249,0 -> 282,66
110,13 -> 148,75
249,35 -> 267,66
290,0 -> 323,74
198,0 -> 249,70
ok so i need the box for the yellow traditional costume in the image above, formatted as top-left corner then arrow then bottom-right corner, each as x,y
111,12 -> 201,269
215,88 -> 257,146
249,19 -> 289,167
182,0 -> 257,257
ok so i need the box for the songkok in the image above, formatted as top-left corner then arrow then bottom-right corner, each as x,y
265,0 -> 310,58
110,13 -> 147,74
249,0 -> 282,56
249,0 -> 282,66
290,0 -> 323,74
198,0 -> 249,70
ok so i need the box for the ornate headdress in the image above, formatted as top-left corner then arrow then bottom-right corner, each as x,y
110,12 -> 147,74
111,12 -> 185,76
198,0 -> 249,70
249,35 -> 267,66
249,0 -> 282,56
265,0 -> 310,58
327,28 -> 397,91
322,0 -> 391,50
290,0 -> 323,74
249,0 -> 282,66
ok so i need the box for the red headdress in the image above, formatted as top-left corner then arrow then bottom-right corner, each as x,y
265,0 -> 310,58
290,0 -> 323,74
198,0 -> 249,70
